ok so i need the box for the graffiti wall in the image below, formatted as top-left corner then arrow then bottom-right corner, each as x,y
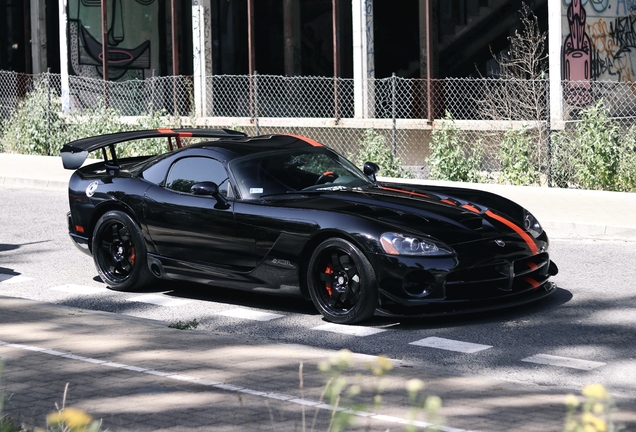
563,0 -> 636,83
68,0 -> 162,81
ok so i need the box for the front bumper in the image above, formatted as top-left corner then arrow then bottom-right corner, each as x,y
370,233 -> 558,317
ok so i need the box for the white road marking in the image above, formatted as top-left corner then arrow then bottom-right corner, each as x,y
126,294 -> 192,307
409,336 -> 492,353
0,274 -> 33,283
1,339 -> 465,431
313,323 -> 387,337
50,284 -> 109,294
521,354 -> 606,371
217,308 -> 284,321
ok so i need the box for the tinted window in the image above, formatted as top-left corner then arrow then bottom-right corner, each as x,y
165,157 -> 231,196
230,149 -> 371,199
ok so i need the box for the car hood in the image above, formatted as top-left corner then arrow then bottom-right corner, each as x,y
273,185 -> 529,246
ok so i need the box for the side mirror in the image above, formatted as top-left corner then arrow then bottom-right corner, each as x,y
363,162 -> 380,182
190,181 -> 230,209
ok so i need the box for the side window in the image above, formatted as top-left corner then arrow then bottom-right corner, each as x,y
165,157 -> 231,196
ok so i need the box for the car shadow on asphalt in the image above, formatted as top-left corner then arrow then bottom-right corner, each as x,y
91,275 -> 572,329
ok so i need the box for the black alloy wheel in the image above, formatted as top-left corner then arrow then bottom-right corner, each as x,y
307,238 -> 378,324
92,210 -> 154,291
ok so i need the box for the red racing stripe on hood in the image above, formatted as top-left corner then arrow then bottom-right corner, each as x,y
485,210 -> 539,255
378,186 -> 431,199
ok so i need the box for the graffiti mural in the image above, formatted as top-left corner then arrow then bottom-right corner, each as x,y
563,0 -> 593,104
68,0 -> 161,81
563,0 -> 636,85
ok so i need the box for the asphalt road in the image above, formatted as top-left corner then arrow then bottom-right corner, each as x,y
2,184 -> 635,400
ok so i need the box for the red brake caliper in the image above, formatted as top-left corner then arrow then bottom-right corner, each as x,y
325,263 -> 334,296
129,246 -> 136,265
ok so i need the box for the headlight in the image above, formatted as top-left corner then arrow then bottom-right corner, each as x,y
523,210 -> 543,238
380,233 -> 453,256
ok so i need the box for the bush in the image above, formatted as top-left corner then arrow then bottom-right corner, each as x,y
354,129 -> 412,178
427,113 -> 483,182
0,77 -> 67,156
551,99 -> 636,192
0,80 -> 185,158
498,127 -> 540,186
575,100 -> 622,191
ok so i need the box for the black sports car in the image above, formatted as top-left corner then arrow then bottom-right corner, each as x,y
62,129 -> 558,324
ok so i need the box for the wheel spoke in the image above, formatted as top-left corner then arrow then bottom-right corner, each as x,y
331,252 -> 344,272
100,239 -> 112,252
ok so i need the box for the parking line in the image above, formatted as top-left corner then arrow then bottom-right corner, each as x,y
521,354 -> 606,370
50,284 -> 109,294
217,308 -> 284,321
409,336 -> 492,353
312,323 -> 387,337
0,274 -> 33,283
126,294 -> 192,307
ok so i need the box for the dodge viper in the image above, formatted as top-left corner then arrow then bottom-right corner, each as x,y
62,129 -> 558,324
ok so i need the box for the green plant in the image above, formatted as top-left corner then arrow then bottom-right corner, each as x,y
0,78 -> 67,155
563,384 -> 620,432
355,129 -> 412,179
551,99 -> 636,192
314,350 -> 440,432
574,100 -> 622,191
168,319 -> 199,330
498,127 -> 540,185
549,132 -> 577,188
427,113 -> 483,182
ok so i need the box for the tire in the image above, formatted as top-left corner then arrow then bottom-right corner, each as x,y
306,238 -> 378,324
92,210 -> 154,291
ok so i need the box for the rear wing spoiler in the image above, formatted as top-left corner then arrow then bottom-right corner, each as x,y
61,128 -> 247,170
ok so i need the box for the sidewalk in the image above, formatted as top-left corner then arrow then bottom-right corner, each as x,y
2,152 -> 636,240
2,296 -> 634,432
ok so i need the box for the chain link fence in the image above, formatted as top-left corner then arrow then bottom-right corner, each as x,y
1,71 -> 635,191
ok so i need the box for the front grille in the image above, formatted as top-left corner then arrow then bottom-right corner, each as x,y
445,252 -> 551,300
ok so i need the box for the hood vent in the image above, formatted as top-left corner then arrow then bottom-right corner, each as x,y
460,214 -> 484,230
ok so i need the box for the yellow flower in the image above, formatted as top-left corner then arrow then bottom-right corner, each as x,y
367,355 -> 393,376
46,411 -> 64,425
425,395 -> 442,412
592,402 -> 605,414
406,379 -> 425,394
564,394 -> 580,407
47,407 -> 93,430
582,384 -> 610,400
582,413 -> 607,432
376,355 -> 393,372
330,349 -> 354,368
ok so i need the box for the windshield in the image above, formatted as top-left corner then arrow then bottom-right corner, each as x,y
229,148 -> 373,199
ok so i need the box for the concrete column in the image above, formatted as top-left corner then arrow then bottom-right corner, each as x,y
30,0 -> 47,74
283,0 -> 301,76
352,0 -> 374,118
192,0 -> 212,117
548,0 -> 563,128
59,0 -> 70,113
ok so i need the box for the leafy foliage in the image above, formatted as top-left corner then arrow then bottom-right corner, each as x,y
0,78 -> 67,156
552,100 -> 636,192
498,127 -> 539,186
0,79 -> 185,158
355,129 -> 412,178
427,113 -> 483,182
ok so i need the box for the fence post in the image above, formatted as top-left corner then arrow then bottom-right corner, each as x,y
391,72 -> 396,156
254,71 -> 260,135
46,69 -> 51,151
546,79 -> 552,187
